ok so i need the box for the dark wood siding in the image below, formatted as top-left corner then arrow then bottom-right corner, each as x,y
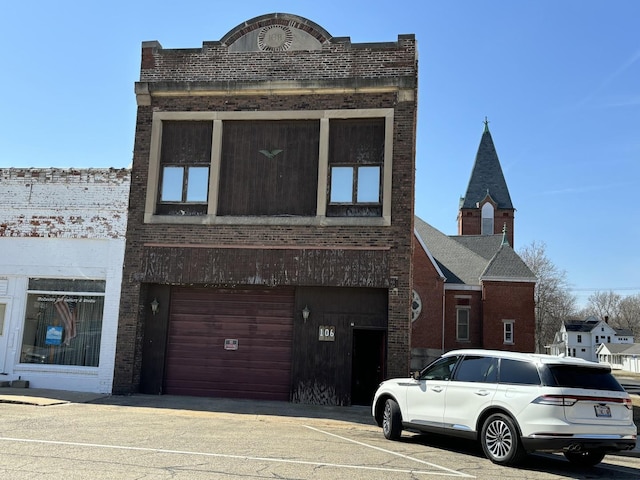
291,287 -> 387,405
140,284 -> 171,394
218,120 -> 320,216
163,286 -> 294,400
329,118 -> 385,166
160,121 -> 213,164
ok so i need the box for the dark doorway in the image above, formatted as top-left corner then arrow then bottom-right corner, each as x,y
351,329 -> 385,406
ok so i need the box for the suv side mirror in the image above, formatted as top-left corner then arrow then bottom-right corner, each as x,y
412,370 -> 421,380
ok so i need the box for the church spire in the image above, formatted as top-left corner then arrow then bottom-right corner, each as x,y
460,119 -> 513,211
458,119 -> 516,246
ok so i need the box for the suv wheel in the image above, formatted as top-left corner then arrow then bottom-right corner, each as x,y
480,413 -> 526,465
382,399 -> 402,440
563,450 -> 606,467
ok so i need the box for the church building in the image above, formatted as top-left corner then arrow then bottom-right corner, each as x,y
411,121 -> 536,369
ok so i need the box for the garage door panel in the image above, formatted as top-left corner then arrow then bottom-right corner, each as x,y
165,348 -> 293,366
164,287 -> 294,400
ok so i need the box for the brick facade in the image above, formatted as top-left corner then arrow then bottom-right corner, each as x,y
113,14 -> 417,402
481,281 -> 536,350
0,168 -> 129,238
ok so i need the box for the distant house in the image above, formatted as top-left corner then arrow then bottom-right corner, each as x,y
410,122 -> 537,369
548,316 -> 634,362
597,343 -> 640,373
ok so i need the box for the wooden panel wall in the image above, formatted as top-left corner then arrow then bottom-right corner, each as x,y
329,118 -> 385,166
160,121 -> 213,164
218,120 -> 320,216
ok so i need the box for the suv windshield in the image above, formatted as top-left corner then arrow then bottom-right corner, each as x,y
544,365 -> 625,391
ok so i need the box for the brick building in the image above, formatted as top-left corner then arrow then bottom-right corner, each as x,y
113,13 -> 417,405
0,168 -> 129,393
410,123 -> 536,368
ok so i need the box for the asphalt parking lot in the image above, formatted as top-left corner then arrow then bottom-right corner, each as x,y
1,389 -> 640,479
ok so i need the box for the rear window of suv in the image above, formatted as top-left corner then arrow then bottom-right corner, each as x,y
542,365 -> 625,391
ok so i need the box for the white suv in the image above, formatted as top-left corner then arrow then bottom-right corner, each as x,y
372,349 -> 636,466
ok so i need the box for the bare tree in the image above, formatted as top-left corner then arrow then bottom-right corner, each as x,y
618,294 -> 640,336
585,290 -> 622,321
584,292 -> 640,336
518,241 -> 576,353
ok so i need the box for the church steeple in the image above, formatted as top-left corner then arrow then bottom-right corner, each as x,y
458,119 -> 516,246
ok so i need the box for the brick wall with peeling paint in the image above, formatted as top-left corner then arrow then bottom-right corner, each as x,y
0,168 -> 130,239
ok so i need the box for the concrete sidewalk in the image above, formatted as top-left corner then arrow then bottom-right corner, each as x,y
0,387 -> 373,424
0,387 -> 108,406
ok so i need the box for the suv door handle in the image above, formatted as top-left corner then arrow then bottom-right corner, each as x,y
475,390 -> 491,396
431,386 -> 444,393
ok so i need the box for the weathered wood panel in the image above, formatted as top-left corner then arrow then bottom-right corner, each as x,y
141,246 -> 390,288
160,121 -> 213,165
291,287 -> 388,405
329,118 -> 385,166
218,120 -> 320,216
163,286 -> 294,400
139,284 -> 171,394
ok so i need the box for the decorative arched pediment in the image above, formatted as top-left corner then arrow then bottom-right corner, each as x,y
221,13 -> 332,52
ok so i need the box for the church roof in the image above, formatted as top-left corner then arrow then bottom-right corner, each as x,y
460,121 -> 514,210
414,216 -> 535,286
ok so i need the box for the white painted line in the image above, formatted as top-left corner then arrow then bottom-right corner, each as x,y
304,425 -> 475,478
0,436 -> 473,477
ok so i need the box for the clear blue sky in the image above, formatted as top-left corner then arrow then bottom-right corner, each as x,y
1,1 -> 638,307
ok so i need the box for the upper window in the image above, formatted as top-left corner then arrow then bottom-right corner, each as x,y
481,202 -> 494,235
503,319 -> 514,344
327,118 -> 384,217
457,308 -> 470,341
160,166 -> 209,202
330,166 -> 380,203
157,121 -> 212,216
146,110 -> 393,225
577,334 -> 582,343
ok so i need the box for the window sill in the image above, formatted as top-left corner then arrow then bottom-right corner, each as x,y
15,364 -> 99,374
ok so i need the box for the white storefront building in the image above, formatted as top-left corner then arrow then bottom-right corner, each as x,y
0,168 -> 129,393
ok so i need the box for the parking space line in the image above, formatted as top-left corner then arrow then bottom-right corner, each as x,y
0,436 -> 474,477
304,426 -> 475,478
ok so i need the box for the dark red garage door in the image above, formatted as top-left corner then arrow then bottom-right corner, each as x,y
164,286 -> 294,400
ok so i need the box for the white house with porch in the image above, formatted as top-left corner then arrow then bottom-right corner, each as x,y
597,343 -> 640,373
548,316 -> 634,363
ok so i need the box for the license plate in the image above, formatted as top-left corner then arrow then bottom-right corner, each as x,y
594,405 -> 611,417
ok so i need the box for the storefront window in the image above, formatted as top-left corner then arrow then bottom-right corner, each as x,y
21,279 -> 105,367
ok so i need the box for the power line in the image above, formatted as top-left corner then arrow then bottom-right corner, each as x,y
569,287 -> 640,292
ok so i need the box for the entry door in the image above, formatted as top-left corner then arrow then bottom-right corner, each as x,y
351,329 -> 385,406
